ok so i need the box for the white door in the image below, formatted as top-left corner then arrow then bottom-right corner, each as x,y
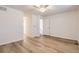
43,17 -> 50,35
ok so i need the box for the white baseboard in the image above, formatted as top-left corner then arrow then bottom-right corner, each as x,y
0,39 -> 23,46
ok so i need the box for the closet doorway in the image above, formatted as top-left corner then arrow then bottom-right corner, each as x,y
40,19 -> 43,35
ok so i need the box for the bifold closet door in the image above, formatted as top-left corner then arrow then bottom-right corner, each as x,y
43,17 -> 50,35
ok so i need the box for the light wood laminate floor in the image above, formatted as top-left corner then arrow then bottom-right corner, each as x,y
0,36 -> 79,53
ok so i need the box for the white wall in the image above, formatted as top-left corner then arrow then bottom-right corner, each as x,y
43,16 -> 50,35
78,18 -> 79,40
43,10 -> 78,40
24,12 -> 42,38
0,6 -> 24,45
24,12 -> 33,37
78,17 -> 79,39
32,14 -> 41,37
77,10 -> 79,40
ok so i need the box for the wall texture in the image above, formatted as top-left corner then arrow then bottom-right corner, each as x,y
0,6 -> 24,45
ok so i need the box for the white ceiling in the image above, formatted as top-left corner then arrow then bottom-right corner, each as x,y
5,5 -> 79,16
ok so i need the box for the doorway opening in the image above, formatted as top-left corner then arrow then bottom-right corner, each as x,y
40,19 -> 43,35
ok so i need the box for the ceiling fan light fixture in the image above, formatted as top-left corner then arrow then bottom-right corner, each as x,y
33,5 -> 49,12
39,8 -> 47,12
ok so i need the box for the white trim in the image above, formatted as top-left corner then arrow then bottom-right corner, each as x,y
0,39 -> 23,46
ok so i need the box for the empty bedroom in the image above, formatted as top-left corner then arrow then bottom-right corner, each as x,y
0,5 -> 79,53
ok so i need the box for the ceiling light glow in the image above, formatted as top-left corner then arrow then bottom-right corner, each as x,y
33,5 -> 49,12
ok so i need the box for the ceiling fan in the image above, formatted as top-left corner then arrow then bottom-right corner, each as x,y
33,5 -> 49,12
